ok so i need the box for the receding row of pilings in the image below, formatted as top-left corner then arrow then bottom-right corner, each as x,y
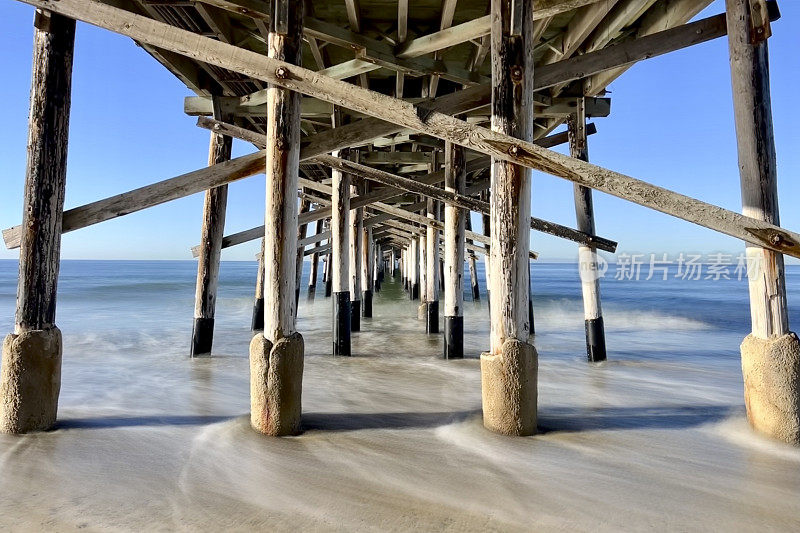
1,0 -> 798,445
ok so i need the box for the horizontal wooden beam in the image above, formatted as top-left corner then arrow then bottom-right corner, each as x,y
185,93 -> 609,120
534,11 -> 752,91
3,151 -> 265,249
15,0 -> 800,259
396,15 -> 491,59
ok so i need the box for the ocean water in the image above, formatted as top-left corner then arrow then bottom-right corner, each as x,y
0,259 -> 798,531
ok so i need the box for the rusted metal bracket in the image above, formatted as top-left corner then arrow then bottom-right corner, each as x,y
748,0 -> 775,43
33,8 -> 52,32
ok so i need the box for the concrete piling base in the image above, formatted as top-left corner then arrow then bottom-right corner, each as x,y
741,332 -> 800,445
249,332 -> 304,436
418,303 -> 426,321
0,327 -> 62,434
480,338 -> 538,436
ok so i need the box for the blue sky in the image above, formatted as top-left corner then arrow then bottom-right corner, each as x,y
0,0 -> 798,262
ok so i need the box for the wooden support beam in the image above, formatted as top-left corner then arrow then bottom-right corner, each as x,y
585,0 -> 716,95
250,2 -> 304,437
465,216 -> 481,300
444,141 -> 466,359
536,9 -> 779,92
481,0 -> 537,437
294,198 -> 312,306
409,236 -> 419,300
727,0 -> 787,339
305,242 -> 331,256
344,0 -> 361,32
1,10 -> 75,434
303,17 -> 487,86
540,0 -> 622,66
360,152 -> 434,165
11,11 -> 74,334
251,238 -> 265,331
308,218 -> 324,296
332,142 -> 351,355
191,98 -> 232,357
419,225 -> 427,306
727,0 -> 799,446
361,225 -> 374,317
568,98 -> 606,363
9,0 -> 800,261
425,196 -> 441,333
349,175 -> 364,331
398,15 -> 490,59
397,0 -> 408,44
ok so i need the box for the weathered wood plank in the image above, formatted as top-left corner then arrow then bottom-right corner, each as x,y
14,10 -> 75,333
727,0 -> 788,339
191,98 -> 232,356
444,141 -> 466,358
568,98 -> 606,362
489,0 -> 535,351
262,4 -> 303,343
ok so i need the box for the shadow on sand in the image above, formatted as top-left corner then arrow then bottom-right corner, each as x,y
538,404 -> 736,434
52,404 -> 736,433
56,414 -> 234,430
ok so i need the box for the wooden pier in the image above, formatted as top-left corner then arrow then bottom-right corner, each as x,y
1,0 -> 798,444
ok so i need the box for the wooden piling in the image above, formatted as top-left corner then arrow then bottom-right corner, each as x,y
251,238 -> 265,331
1,10 -> 75,434
410,238 -> 420,300
191,98 -> 232,357
324,250 -> 333,297
444,141 -> 466,358
465,216 -> 480,301
295,197 -> 312,306
727,0 -> 799,444
349,179 -> 364,331
419,228 -> 427,308
426,198 -> 440,333
250,0 -> 304,436
308,218 -> 324,298
374,241 -> 382,292
568,98 -> 606,363
332,149 -> 351,355
362,226 -> 374,317
481,0 -> 537,436
480,192 -> 491,307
